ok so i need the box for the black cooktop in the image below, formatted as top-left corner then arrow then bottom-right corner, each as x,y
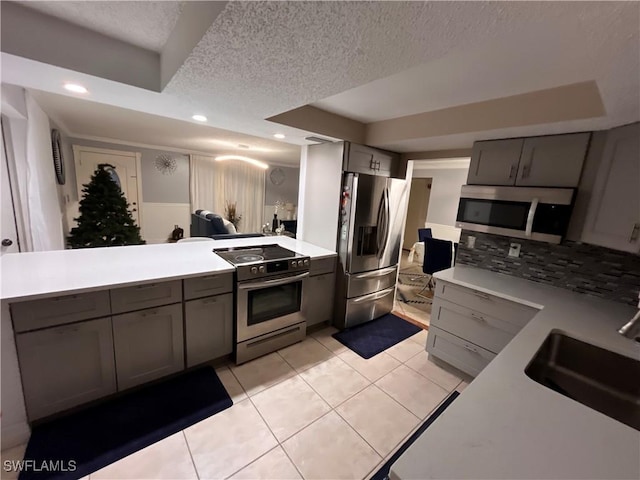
213,244 -> 303,265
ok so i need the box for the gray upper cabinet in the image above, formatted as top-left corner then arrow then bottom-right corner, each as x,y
581,123 -> 640,253
516,133 -> 590,187
344,143 -> 398,176
467,139 -> 523,185
112,303 -> 184,390
16,317 -> 117,420
185,293 -> 233,367
468,133 -> 589,187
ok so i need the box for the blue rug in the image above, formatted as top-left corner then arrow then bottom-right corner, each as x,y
19,367 -> 233,480
370,391 -> 460,480
332,313 -> 422,359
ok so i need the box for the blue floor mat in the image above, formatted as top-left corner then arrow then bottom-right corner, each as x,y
333,313 -> 422,359
19,366 -> 232,480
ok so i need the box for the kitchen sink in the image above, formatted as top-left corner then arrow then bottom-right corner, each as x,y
525,332 -> 640,431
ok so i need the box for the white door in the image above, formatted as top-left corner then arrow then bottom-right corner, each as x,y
73,146 -> 142,227
1,120 -> 20,254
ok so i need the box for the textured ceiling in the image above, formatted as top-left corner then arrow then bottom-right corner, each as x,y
3,1 -> 639,152
31,90 -> 300,166
16,1 -> 185,52
313,3 -> 639,125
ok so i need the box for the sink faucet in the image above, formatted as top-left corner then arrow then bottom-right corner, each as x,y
618,310 -> 640,340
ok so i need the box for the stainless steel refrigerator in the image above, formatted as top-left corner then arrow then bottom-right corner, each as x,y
334,172 -> 408,329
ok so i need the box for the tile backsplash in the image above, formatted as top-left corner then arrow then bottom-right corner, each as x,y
456,231 -> 640,306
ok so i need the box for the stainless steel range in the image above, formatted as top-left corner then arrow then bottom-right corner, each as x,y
214,244 -> 309,364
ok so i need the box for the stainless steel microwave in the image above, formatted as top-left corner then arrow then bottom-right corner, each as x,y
456,185 -> 575,244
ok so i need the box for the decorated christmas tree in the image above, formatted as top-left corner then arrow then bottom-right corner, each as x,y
67,163 -> 145,248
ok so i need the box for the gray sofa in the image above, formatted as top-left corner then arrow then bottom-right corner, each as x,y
190,210 -> 264,240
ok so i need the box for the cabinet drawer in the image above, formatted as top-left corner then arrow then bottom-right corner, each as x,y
431,298 -> 519,354
310,256 -> 336,277
110,280 -> 182,314
184,273 -> 233,300
11,290 -> 111,333
427,326 -> 495,378
435,281 -> 537,328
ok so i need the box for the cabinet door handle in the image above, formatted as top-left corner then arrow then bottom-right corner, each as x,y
472,291 -> 491,301
136,284 -> 157,290
463,343 -> 479,354
52,295 -> 79,302
56,325 -> 80,334
202,298 -> 218,305
629,223 -> 640,243
508,164 -> 517,179
140,309 -> 159,317
470,312 -> 486,323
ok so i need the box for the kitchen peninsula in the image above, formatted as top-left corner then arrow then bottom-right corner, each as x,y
0,236 -> 337,447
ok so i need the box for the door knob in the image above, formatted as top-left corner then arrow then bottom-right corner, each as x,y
2,239 -> 13,247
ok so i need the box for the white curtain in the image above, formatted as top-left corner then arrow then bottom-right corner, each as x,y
190,155 -> 265,233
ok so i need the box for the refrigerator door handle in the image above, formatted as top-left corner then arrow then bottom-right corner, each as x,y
378,187 -> 390,259
375,189 -> 386,256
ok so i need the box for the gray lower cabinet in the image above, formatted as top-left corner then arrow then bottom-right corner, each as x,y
303,272 -> 335,327
15,317 -> 117,420
112,303 -> 184,390
184,293 -> 233,367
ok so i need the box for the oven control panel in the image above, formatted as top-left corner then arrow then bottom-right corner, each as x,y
289,259 -> 309,269
238,257 -> 310,281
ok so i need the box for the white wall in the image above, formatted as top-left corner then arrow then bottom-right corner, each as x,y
412,159 -> 470,243
297,144 -> 343,250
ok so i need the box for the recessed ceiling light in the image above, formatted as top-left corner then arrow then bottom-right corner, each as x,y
215,155 -> 269,170
273,133 -> 285,139
192,114 -> 207,122
64,83 -> 88,94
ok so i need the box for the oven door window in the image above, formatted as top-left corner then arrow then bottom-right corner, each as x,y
247,281 -> 302,326
457,198 -> 530,230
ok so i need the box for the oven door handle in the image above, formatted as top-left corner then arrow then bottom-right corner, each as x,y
525,197 -> 539,237
238,272 -> 309,290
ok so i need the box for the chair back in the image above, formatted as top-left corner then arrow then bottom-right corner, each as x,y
418,228 -> 433,242
423,237 -> 453,275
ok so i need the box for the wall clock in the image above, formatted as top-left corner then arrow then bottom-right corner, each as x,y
155,153 -> 177,175
269,167 -> 286,186
51,129 -> 65,185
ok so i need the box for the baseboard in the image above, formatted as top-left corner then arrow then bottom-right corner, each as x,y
1,421 -> 30,450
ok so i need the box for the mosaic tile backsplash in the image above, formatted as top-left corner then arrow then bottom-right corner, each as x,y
456,231 -> 640,306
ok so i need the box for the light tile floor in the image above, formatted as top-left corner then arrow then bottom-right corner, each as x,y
1,326 -> 471,480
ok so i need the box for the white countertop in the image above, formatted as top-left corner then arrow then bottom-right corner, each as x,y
0,236 -> 336,302
391,265 -> 640,480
